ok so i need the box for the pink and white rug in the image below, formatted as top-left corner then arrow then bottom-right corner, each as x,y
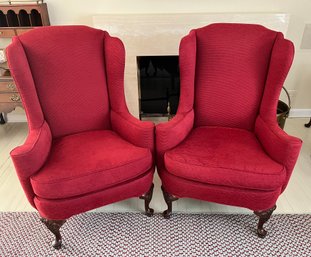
0,212 -> 310,256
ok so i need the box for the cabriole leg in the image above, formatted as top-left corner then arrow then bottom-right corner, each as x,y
254,205 -> 276,238
161,186 -> 178,219
139,183 -> 154,217
41,218 -> 66,249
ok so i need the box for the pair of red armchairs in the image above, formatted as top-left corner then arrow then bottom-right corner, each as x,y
7,24 -> 302,249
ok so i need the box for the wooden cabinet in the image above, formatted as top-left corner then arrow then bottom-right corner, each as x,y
0,79 -> 22,111
0,58 -> 21,119
0,27 -> 34,37
0,28 -> 15,37
0,78 -> 22,116
0,2 -> 50,123
0,3 -> 49,31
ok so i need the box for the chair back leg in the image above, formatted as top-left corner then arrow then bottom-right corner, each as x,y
161,186 -> 179,219
139,183 -> 155,217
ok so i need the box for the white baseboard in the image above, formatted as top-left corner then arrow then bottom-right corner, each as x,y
4,108 -> 311,123
6,113 -> 27,123
289,109 -> 311,118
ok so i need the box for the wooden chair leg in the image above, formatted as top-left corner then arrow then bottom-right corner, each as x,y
0,113 -> 6,124
305,117 -> 311,128
41,218 -> 66,249
254,205 -> 276,238
161,186 -> 178,219
139,183 -> 154,217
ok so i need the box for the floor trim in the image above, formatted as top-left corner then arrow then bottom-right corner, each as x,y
289,109 -> 311,118
5,109 -> 311,123
6,113 -> 27,123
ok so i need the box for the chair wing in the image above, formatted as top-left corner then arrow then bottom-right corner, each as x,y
156,23 -> 302,238
7,26 -> 155,249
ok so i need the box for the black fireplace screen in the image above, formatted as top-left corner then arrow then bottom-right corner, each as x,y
137,56 -> 180,119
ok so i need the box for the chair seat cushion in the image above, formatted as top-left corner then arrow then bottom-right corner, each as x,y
165,126 -> 285,191
31,130 -> 152,199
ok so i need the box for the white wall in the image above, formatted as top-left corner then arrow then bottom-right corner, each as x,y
44,0 -> 311,110
93,13 -> 290,117
1,0 -> 309,121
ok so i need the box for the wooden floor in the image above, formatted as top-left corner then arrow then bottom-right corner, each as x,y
0,118 -> 310,214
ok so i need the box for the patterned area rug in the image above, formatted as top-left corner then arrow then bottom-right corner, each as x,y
0,212 -> 310,256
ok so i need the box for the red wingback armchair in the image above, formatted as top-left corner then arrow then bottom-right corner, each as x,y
156,23 -> 302,238
6,26 -> 155,249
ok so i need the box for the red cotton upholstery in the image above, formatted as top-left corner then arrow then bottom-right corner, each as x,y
156,23 -> 302,216
7,26 -> 155,221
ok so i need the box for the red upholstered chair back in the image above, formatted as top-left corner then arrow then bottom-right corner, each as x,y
14,26 -> 111,138
194,24 -> 278,130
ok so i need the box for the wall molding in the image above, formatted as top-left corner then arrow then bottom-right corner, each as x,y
6,113 -> 27,123
289,109 -> 311,118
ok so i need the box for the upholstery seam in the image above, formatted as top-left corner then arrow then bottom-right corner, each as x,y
163,171 -> 282,192
112,110 -> 153,130
256,31 -> 279,124
14,37 -> 46,128
11,123 -> 46,158
30,153 -> 152,184
157,110 -> 192,131
258,115 -> 302,145
34,169 -> 153,202
165,154 -> 286,176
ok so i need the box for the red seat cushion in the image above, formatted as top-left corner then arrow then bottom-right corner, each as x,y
31,130 -> 152,199
165,127 -> 285,191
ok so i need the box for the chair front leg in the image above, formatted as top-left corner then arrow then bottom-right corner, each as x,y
254,205 -> 276,238
139,183 -> 154,217
41,218 -> 66,249
161,186 -> 179,219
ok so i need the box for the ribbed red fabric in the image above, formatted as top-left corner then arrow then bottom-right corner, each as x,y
13,26 -> 111,138
35,170 -> 154,220
160,171 -> 281,211
9,121 -> 51,207
165,126 -> 285,191
7,26 -> 155,219
156,23 -> 302,212
31,130 -> 152,199
194,24 -> 277,130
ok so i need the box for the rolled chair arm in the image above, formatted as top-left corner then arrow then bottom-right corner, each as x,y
11,121 -> 52,179
111,110 -> 154,152
255,116 -> 302,191
10,121 -> 52,206
156,109 -> 194,169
